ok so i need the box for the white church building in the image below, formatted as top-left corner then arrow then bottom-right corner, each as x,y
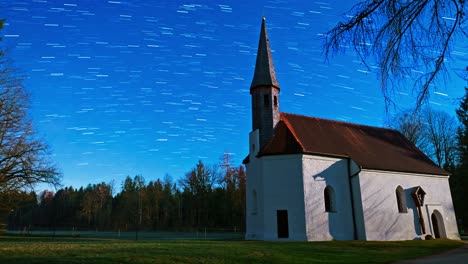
243,18 -> 460,241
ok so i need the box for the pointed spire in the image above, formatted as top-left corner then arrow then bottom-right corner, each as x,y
250,17 -> 280,91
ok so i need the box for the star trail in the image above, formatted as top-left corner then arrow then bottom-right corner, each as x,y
0,0 -> 464,189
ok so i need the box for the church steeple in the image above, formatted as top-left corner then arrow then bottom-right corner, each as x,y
250,17 -> 281,149
250,17 -> 280,91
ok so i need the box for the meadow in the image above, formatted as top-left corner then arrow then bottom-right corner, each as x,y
0,235 -> 463,264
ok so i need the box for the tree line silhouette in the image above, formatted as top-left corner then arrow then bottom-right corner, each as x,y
7,156 -> 246,233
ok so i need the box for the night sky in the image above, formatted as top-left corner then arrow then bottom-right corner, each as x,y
1,0 -> 465,190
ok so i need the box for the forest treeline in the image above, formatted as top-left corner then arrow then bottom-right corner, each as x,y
7,157 -> 246,232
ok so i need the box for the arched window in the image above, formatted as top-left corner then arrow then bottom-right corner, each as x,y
252,190 -> 258,215
396,186 -> 407,213
324,186 -> 336,212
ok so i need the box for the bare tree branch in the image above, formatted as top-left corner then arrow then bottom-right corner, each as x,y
325,0 -> 466,109
388,108 -> 458,167
0,20 -> 61,194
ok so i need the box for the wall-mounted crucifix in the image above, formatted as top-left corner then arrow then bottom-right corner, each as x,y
411,186 -> 427,234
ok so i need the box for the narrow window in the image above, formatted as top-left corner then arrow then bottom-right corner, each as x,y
252,190 -> 258,215
324,185 -> 336,212
396,186 -> 407,213
274,95 -> 278,107
263,94 -> 269,107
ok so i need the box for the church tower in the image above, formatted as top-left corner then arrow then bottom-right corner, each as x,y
250,17 -> 280,148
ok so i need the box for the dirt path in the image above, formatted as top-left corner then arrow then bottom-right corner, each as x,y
395,241 -> 468,264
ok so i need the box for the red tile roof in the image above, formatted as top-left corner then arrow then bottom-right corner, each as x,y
256,112 -> 448,176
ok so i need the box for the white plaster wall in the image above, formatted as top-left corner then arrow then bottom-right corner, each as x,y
245,160 -> 264,240
359,170 -> 459,240
245,130 -> 264,240
302,155 -> 355,241
246,131 -> 306,240
260,154 -> 307,240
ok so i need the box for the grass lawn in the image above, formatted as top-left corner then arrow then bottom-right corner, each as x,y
0,235 -> 463,264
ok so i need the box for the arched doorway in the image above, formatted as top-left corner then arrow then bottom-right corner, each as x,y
431,210 -> 446,239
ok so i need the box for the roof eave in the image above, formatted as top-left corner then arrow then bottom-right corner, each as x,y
359,167 -> 450,177
258,150 -> 449,176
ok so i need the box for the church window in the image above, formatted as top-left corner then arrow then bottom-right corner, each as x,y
324,186 -> 336,212
252,190 -> 258,215
264,94 -> 269,107
274,95 -> 278,107
396,186 -> 407,213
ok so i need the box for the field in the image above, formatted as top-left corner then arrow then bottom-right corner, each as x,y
5,230 -> 244,240
0,235 -> 463,264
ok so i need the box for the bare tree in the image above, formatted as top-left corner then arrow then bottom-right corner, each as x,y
80,183 -> 112,227
423,108 -> 458,167
388,110 -> 429,153
178,160 -> 219,195
325,0 -> 466,108
389,108 -> 458,168
0,20 -> 60,194
178,160 -> 220,227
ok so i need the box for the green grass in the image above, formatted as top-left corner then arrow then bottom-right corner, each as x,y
0,235 -> 463,264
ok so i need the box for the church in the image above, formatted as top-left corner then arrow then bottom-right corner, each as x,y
243,18 -> 460,241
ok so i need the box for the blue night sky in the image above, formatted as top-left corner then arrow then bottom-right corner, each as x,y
1,0 -> 465,190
